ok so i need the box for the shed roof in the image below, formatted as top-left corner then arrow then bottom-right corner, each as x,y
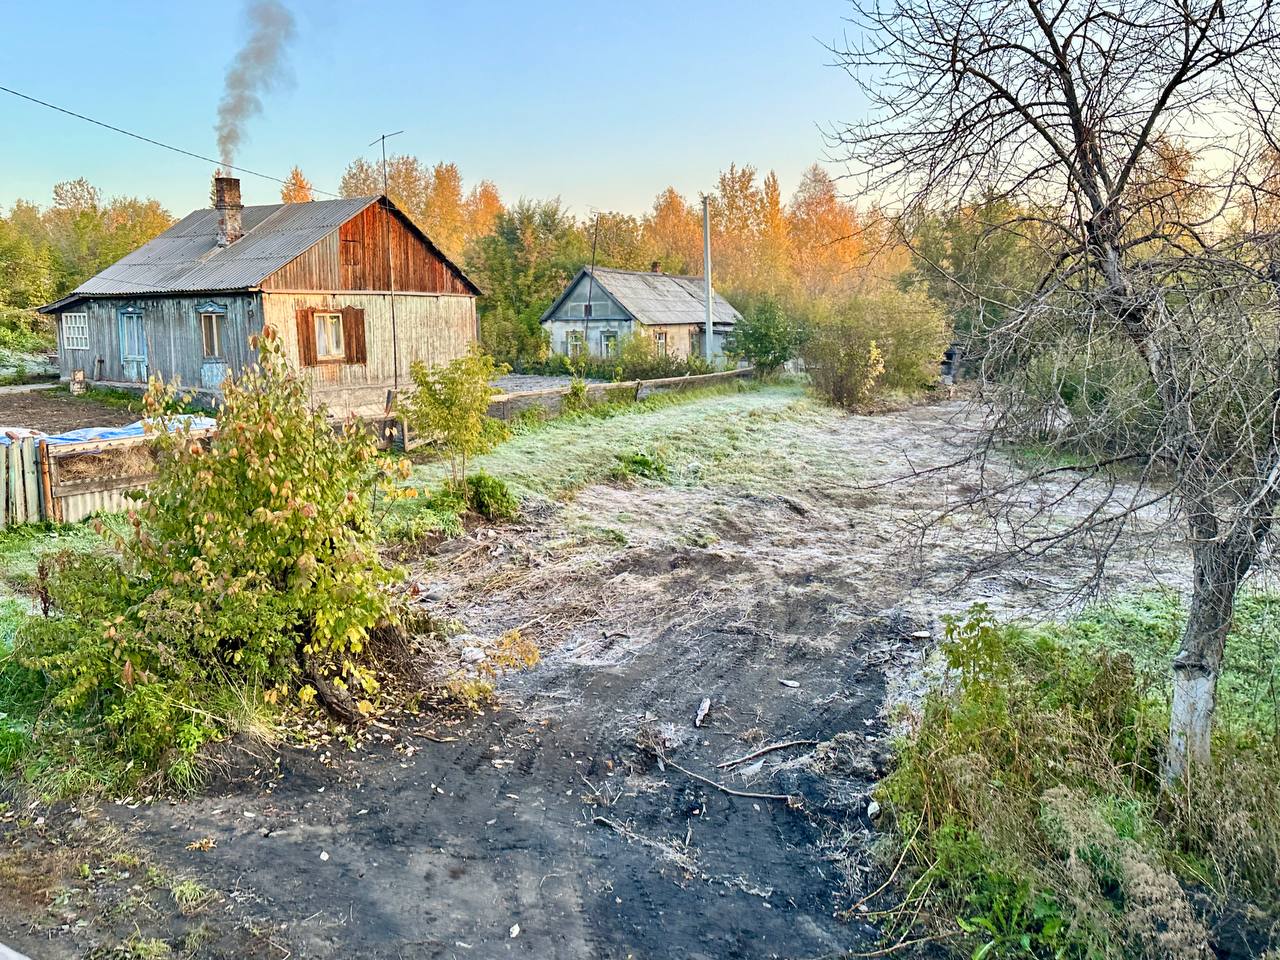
40,195 -> 479,312
540,267 -> 741,329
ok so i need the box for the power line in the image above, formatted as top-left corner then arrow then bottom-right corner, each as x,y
0,83 -> 338,198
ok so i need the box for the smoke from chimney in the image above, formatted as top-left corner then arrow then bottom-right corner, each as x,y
215,0 -> 297,168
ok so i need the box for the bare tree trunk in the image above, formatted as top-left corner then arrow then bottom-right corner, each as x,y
1165,544 -> 1241,783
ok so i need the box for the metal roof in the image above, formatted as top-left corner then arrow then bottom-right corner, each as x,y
39,194 -> 481,311
540,267 -> 741,329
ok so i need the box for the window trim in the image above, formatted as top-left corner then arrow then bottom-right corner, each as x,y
314,310 -> 345,362
653,331 -> 668,357
118,307 -> 146,362
62,312 -> 90,351
200,312 -> 223,359
566,330 -> 586,358
601,330 -> 618,358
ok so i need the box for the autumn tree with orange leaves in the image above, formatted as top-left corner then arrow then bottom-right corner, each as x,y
280,167 -> 314,203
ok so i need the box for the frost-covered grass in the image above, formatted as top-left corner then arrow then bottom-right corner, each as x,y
400,380 -> 852,505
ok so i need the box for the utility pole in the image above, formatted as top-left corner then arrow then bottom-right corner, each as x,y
583,209 -> 600,359
370,130 -> 403,411
702,195 -> 713,363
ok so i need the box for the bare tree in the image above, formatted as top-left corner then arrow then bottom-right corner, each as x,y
830,0 -> 1280,780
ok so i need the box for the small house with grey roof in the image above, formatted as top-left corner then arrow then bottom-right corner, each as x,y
539,265 -> 741,361
38,176 -> 481,416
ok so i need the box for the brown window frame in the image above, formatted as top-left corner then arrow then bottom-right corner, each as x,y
313,311 -> 345,362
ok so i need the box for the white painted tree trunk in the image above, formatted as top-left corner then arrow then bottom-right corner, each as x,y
1167,667 -> 1216,780
1164,545 -> 1239,784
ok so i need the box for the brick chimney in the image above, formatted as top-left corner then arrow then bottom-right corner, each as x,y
214,175 -> 244,246
650,260 -> 661,273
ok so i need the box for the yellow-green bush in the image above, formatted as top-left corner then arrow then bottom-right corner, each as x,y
802,290 -> 948,409
12,330 -> 406,786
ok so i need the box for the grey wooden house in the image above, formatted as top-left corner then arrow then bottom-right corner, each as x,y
39,176 -> 481,416
540,266 -> 740,361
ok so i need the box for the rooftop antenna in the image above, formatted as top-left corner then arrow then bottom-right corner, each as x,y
370,130 -> 404,409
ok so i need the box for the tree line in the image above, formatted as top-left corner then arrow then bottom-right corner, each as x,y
2,157 -> 934,370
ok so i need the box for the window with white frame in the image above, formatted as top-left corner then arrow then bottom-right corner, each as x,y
62,312 -> 89,351
601,331 -> 618,358
654,331 -> 668,357
201,313 -> 222,358
314,311 -> 344,360
566,330 -> 586,358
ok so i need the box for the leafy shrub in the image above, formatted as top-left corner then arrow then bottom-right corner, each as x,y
512,334 -> 714,382
802,290 -> 948,409
610,449 -> 670,483
12,329 -> 405,784
0,307 -> 54,356
399,347 -> 510,487
562,374 -> 591,412
874,600 -> 1280,959
724,294 -> 806,376
805,327 -> 885,409
466,471 -> 519,521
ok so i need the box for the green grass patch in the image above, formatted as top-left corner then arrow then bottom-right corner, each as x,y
875,597 -> 1280,959
0,519 -> 127,597
609,448 -> 670,483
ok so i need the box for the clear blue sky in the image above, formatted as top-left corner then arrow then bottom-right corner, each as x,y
0,1 -> 863,218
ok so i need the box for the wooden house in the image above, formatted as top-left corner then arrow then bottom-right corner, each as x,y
38,176 -> 480,416
540,265 -> 740,361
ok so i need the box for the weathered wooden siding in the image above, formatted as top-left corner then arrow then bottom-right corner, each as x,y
261,291 -> 477,415
58,294 -> 260,388
261,203 -> 472,295
263,231 -> 341,290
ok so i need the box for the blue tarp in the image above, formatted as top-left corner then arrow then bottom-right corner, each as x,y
0,415 -> 216,447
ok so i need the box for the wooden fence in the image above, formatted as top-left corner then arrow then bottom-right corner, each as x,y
0,427 -> 217,527
373,366 -> 755,450
0,437 -> 41,527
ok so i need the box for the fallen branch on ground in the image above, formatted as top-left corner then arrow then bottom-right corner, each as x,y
716,739 -> 818,769
649,746 -> 800,805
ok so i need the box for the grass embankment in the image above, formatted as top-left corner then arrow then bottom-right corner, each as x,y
877,593 -> 1280,959
379,379 -> 839,540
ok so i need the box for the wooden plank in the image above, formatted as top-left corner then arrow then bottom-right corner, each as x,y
51,473 -> 158,498
9,442 -> 25,524
21,438 -> 38,523
38,440 -> 54,523
46,427 -> 216,459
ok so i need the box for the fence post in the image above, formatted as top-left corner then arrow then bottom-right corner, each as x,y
8,442 -> 24,524
38,440 -> 54,523
0,443 -> 7,529
21,438 -> 38,524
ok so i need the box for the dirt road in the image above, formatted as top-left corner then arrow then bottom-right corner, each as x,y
2,388 -> 1184,959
